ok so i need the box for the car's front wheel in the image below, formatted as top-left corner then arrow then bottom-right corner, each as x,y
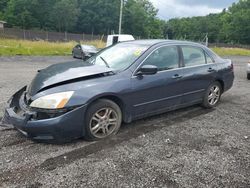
84,99 -> 122,140
247,73 -> 250,80
202,81 -> 222,108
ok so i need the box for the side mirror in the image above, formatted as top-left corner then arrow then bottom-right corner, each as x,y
136,65 -> 158,76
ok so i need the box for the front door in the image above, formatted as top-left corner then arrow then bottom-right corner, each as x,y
130,45 -> 184,119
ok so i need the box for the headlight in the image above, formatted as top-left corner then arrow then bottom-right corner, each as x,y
30,91 -> 74,109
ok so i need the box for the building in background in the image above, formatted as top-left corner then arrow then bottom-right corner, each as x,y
0,21 -> 6,29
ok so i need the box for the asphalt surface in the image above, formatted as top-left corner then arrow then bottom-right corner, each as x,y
0,56 -> 249,187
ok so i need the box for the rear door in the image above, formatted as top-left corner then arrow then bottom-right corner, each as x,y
179,45 -> 218,104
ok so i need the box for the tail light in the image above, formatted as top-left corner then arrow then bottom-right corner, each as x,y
228,60 -> 234,71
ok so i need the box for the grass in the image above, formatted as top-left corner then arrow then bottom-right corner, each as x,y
0,38 -> 105,56
212,47 -> 250,56
0,38 -> 250,56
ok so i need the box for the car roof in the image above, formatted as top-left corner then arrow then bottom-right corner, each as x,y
122,39 -> 205,47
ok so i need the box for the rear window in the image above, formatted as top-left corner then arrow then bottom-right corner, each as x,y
205,53 -> 214,64
182,46 -> 206,67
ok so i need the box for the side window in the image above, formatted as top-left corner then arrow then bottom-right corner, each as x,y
143,46 -> 179,71
205,53 -> 214,64
182,46 -> 206,67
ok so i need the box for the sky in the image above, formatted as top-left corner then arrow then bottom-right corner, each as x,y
150,0 -> 239,20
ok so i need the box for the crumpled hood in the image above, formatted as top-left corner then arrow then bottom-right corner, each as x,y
28,61 -> 113,96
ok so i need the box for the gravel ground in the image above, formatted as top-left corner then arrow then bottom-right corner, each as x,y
0,56 -> 249,188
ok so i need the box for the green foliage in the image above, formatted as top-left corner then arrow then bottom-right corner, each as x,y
0,0 -> 9,13
1,0 -> 250,44
1,0 -> 163,38
165,0 -> 250,44
4,0 -> 39,29
50,0 -> 79,32
75,0 -> 120,35
123,0 -> 164,38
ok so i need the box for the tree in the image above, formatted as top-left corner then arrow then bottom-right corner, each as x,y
224,0 -> 250,44
0,0 -> 10,15
2,0 -> 249,44
165,0 -> 250,44
123,0 -> 164,38
50,0 -> 79,32
1,0 -> 164,38
4,0 -> 39,29
75,0 -> 120,35
32,0 -> 57,30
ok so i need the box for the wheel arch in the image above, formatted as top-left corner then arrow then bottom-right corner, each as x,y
215,79 -> 225,93
86,94 -> 131,123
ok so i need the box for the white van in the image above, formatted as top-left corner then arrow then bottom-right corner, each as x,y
106,34 -> 135,47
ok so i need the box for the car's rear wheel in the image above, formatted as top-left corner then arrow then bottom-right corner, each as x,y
247,73 -> 250,80
202,81 -> 222,108
84,99 -> 122,141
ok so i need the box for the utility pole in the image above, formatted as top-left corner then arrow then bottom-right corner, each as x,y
205,33 -> 208,47
118,0 -> 123,34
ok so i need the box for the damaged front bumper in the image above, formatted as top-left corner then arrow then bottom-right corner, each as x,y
2,86 -> 87,142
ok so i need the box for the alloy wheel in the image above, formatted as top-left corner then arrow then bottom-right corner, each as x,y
208,85 -> 220,106
89,108 -> 118,138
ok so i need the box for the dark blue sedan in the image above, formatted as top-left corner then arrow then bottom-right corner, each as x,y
2,40 -> 234,142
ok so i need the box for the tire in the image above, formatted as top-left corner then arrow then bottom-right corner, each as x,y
72,51 -> 76,58
81,52 -> 85,60
84,99 -> 122,141
247,73 -> 250,80
202,81 -> 222,108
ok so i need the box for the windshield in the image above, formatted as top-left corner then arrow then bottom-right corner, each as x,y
85,43 -> 149,71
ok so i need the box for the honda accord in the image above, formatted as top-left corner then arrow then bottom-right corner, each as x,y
2,40 -> 234,142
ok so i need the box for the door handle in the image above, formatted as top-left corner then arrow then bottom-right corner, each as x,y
208,67 -> 216,72
172,74 -> 183,79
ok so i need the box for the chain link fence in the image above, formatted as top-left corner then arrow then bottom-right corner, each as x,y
0,27 -> 106,42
